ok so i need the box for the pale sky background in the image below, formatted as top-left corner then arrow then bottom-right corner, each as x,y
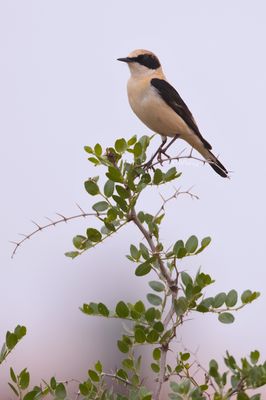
1,1 -> 266,398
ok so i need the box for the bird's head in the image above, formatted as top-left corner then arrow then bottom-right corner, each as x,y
117,49 -> 162,78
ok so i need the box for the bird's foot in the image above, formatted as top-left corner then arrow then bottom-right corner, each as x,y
157,148 -> 171,165
142,159 -> 155,170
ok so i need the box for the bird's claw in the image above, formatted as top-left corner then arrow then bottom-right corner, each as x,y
157,149 -> 171,164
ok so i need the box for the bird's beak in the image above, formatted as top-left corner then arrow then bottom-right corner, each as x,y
117,57 -> 134,63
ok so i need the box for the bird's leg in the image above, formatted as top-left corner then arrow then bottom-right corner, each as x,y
161,134 -> 180,155
157,134 -> 180,164
143,136 -> 167,169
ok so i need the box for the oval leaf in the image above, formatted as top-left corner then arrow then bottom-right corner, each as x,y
86,228 -> 102,242
116,301 -> 129,318
225,290 -> 238,307
185,235 -> 198,253
92,201 -> 109,212
84,180 -> 99,196
148,281 -> 165,292
218,312 -> 235,324
147,294 -> 162,306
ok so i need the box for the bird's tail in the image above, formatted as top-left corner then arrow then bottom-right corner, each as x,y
200,147 -> 228,178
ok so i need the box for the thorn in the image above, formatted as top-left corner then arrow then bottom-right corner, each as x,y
31,220 -> 42,230
56,213 -> 67,222
177,148 -> 187,157
76,203 -> 86,216
9,240 -> 19,245
18,233 -> 30,239
45,216 -> 56,225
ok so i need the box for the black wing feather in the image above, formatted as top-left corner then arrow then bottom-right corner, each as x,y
151,78 -> 212,150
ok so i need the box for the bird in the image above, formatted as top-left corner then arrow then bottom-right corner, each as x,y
117,49 -> 228,178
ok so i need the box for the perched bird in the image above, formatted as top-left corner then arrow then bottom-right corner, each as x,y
117,49 -> 228,178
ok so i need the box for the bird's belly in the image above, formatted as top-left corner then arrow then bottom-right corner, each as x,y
129,89 -> 189,137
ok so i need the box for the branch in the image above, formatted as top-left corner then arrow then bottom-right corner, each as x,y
129,207 -> 176,289
101,372 -> 136,387
129,205 -> 179,400
150,148 -> 231,178
154,186 -> 199,221
11,206 -> 107,258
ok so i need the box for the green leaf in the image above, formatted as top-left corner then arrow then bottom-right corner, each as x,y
185,235 -> 198,253
145,307 -> 156,322
117,340 -> 129,353
134,142 -> 142,158
181,352 -> 190,361
237,393 -> 250,400
116,301 -> 129,318
106,166 -> 123,183
153,348 -> 161,361
92,201 -> 109,212
14,325 -> 26,340
116,185 -> 130,199
122,358 -> 134,369
212,292 -> 227,308
139,243 -> 150,260
130,244 -> 140,260
87,157 -> 100,165
115,138 -> 127,153
241,290 -> 253,304
181,272 -> 193,287
173,240 -> 184,256
6,332 -> 18,350
10,367 -> 17,383
153,169 -> 163,185
86,228 -> 102,242
135,262 -> 151,276
98,303 -> 109,317
84,180 -> 99,196
146,330 -> 159,343
226,290 -> 238,307
88,369 -> 99,382
55,383 -> 67,399
127,135 -> 137,146
149,281 -> 165,292
153,321 -> 164,333
174,297 -> 188,317
79,383 -> 89,396
150,363 -> 160,373
65,251 -> 79,259
134,301 -> 145,314
104,180 -> 115,197
50,376 -> 57,389
94,143 -> 102,156
218,312 -> 235,324
112,195 -> 128,212
116,368 -> 128,380
196,236 -> 212,254
8,383 -> 19,396
107,207 -> 118,221
95,360 -> 103,373
147,294 -> 162,306
135,329 -> 146,343
250,350 -> 260,364
19,369 -> 30,389
84,146 -> 93,154
177,247 -> 187,259
164,167 -> 178,182
23,390 -> 40,400
73,235 -> 87,250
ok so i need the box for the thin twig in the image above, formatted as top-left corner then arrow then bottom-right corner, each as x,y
11,210 -> 107,258
101,372 -> 135,387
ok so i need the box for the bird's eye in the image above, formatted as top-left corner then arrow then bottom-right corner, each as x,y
136,54 -> 160,70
